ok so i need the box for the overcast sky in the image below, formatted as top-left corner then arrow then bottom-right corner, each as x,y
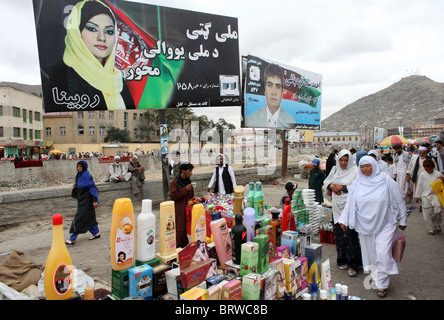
1,0 -> 444,127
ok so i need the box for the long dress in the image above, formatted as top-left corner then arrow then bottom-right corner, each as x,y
323,149 -> 361,269
339,156 -> 408,290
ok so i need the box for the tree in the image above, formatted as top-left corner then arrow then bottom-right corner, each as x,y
104,127 -> 131,143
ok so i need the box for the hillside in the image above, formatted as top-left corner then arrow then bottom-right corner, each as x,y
0,82 -> 42,97
320,75 -> 444,133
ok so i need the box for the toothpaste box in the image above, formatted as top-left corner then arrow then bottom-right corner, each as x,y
128,264 -> 153,299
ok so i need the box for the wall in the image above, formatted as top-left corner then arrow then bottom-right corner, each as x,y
0,164 -> 298,225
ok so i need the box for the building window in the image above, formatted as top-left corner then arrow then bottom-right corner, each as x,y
133,113 -> 137,121
13,107 -> 20,118
78,111 -> 83,119
29,110 -> 33,124
89,126 -> 95,135
134,128 -> 138,136
13,127 -> 21,138
29,129 -> 33,140
78,126 -> 84,135
35,130 -> 41,139
99,111 -> 105,118
109,111 -> 114,119
0,106 -> 3,116
60,127 -> 66,135
88,111 -> 94,118
124,112 -> 128,130
23,128 -> 27,140
23,109 -> 27,123
45,127 -> 52,136
0,127 -> 3,137
100,126 -> 106,135
34,112 -> 41,121
139,114 -> 143,121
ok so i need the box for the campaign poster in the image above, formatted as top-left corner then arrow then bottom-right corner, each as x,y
243,55 -> 322,130
32,0 -> 240,112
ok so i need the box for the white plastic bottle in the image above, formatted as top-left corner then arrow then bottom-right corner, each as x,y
136,199 -> 156,262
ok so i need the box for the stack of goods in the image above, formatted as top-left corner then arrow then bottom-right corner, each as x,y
292,191 -> 309,226
302,189 -> 320,234
204,193 -> 235,229
320,223 -> 335,244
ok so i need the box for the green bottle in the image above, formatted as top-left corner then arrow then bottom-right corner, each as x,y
254,181 -> 264,219
247,182 -> 255,209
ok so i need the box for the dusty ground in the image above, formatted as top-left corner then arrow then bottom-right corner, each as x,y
1,165 -> 444,300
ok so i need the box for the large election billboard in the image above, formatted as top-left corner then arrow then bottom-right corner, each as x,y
33,0 -> 240,112
243,55 -> 322,130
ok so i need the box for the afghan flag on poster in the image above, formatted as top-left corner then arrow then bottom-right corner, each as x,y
106,2 -> 184,108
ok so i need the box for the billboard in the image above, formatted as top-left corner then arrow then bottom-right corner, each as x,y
33,0 -> 240,112
243,55 -> 322,130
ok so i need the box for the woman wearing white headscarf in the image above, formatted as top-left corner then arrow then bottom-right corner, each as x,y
323,149 -> 361,276
368,149 -> 393,178
339,156 -> 408,298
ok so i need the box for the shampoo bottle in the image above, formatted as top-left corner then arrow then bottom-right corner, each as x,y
110,198 -> 135,271
159,201 -> 176,257
210,213 -> 232,268
44,214 -> 74,300
136,199 -> 156,263
269,209 -> 282,248
191,203 -> 207,243
247,182 -> 255,208
231,213 -> 247,264
243,207 -> 255,242
254,181 -> 264,219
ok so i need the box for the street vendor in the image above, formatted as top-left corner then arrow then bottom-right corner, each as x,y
169,163 -> 194,248
207,154 -> 237,195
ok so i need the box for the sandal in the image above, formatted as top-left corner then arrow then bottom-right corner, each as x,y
377,289 -> 387,298
348,268 -> 357,277
65,240 -> 76,245
89,233 -> 101,240
338,264 -> 348,270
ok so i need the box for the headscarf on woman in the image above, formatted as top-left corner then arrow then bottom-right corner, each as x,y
368,150 -> 392,177
323,149 -> 359,223
64,0 -> 125,110
76,160 -> 99,203
339,156 -> 407,235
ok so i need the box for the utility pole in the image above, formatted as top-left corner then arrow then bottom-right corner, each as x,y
281,130 -> 288,179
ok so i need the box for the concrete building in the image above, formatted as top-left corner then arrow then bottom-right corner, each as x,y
0,85 -> 45,158
313,131 -> 361,145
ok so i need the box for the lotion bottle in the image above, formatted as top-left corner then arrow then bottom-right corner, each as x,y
247,182 -> 255,208
210,213 -> 232,268
136,199 -> 156,263
44,214 -> 74,300
159,201 -> 176,256
110,198 -> 135,271
191,203 -> 207,243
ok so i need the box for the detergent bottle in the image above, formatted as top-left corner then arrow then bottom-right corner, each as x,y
44,214 -> 74,300
247,182 -> 255,208
110,198 -> 135,271
191,203 -> 207,243
210,212 -> 232,268
136,199 -> 156,263
254,181 -> 264,219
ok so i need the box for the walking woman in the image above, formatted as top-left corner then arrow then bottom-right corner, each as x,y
66,160 -> 101,245
339,156 -> 408,298
323,149 -> 362,276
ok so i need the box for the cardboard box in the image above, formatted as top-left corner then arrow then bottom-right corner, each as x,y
283,258 -> 297,295
222,279 -> 242,300
206,273 -> 226,287
152,263 -> 172,298
180,259 -> 218,289
240,242 -> 258,276
260,225 -> 275,263
207,285 -> 221,300
261,269 -> 277,300
305,244 -> 322,286
296,257 -> 309,290
128,264 -> 153,299
166,267 -> 183,297
180,287 -> 208,300
241,273 -> 261,300
270,258 -> 286,299
281,231 -> 298,258
111,268 -> 129,300
276,245 -> 290,260
254,235 -> 269,274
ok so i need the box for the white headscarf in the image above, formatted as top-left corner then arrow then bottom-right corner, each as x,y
323,149 -> 359,222
368,150 -> 392,177
339,156 -> 407,235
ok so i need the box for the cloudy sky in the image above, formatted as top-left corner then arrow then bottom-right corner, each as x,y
2,0 -> 444,127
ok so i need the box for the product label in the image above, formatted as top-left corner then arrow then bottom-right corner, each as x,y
141,226 -> 155,257
220,223 -> 232,253
115,217 -> 135,266
163,214 -> 176,251
194,215 -> 206,242
53,264 -> 72,295
257,200 -> 264,216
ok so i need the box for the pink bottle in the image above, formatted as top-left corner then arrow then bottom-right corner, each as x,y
210,212 -> 232,268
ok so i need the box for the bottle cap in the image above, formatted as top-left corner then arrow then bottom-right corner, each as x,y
235,213 -> 243,223
53,214 -> 63,225
302,293 -> 311,300
142,199 -> 152,214
243,207 -> 255,217
335,283 -> 342,293
211,211 -> 222,221
310,283 -> 318,293
341,284 -> 348,295
320,290 -> 327,300
271,209 -> 280,219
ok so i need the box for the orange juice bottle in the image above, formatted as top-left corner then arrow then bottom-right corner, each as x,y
44,214 -> 74,300
110,198 -> 135,271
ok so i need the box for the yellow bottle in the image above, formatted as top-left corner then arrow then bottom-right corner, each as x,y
110,198 -> 135,271
191,203 -> 207,243
44,214 -> 74,300
159,201 -> 176,256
